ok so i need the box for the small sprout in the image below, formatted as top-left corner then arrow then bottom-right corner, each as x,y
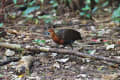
17,48 -> 24,53
87,50 -> 96,55
33,39 -> 46,45
34,18 -> 39,24
13,0 -> 17,4
97,66 -> 104,71
0,23 -> 3,27
0,74 -> 4,78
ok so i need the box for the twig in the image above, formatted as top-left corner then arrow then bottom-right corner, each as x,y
0,57 -> 20,66
0,42 -> 120,64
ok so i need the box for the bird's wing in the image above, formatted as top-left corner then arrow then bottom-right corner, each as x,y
56,29 -> 82,42
56,29 -> 65,39
56,29 -> 73,42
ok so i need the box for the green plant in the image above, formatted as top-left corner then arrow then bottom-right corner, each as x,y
112,6 -> 120,23
33,39 -> 46,45
50,0 -> 58,8
80,0 -> 110,19
92,0 -> 109,13
80,0 -> 91,18
49,0 -> 58,13
13,0 -> 28,5
13,0 -> 40,16
12,0 -> 58,24
40,0 -> 44,4
0,23 -> 3,27
22,6 -> 40,16
38,15 -> 57,24
13,0 -> 41,24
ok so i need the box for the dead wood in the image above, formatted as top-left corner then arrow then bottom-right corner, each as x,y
0,42 -> 120,64
0,57 -> 20,66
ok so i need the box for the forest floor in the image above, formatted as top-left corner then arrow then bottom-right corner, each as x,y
0,10 -> 120,80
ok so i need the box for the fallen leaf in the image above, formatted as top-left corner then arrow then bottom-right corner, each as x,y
56,58 -> 69,63
106,44 -> 115,50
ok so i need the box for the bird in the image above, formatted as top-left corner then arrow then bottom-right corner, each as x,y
48,28 -> 82,49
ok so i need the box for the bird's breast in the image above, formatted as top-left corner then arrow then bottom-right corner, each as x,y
52,35 -> 64,44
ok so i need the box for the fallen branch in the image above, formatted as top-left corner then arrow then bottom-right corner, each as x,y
0,57 -> 20,66
0,42 -> 120,64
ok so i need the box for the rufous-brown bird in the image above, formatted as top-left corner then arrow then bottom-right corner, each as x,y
48,28 -> 82,49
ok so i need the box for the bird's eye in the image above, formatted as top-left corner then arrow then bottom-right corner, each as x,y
47,32 -> 50,35
44,32 -> 50,36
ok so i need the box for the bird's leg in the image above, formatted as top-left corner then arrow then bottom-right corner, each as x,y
56,44 -> 60,48
61,45 -> 65,48
69,44 -> 73,50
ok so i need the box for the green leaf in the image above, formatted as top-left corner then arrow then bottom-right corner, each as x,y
28,0 -> 36,6
104,42 -> 109,45
25,14 -> 34,18
94,0 -> 99,3
24,0 -> 27,2
38,15 -> 56,24
97,66 -> 104,71
38,15 -> 52,19
92,7 -> 98,13
52,3 -> 58,7
50,0 -> 54,4
112,7 -> 120,18
23,6 -> 40,16
0,74 -> 4,78
34,19 -> 39,24
15,4 -> 24,8
52,9 -> 56,13
82,5 -> 90,11
33,39 -> 46,45
44,19 -> 52,24
112,17 -> 120,23
13,0 -> 17,4
0,23 -> 3,27
68,0 -> 72,3
86,0 -> 91,4
40,0 -> 44,4
112,6 -> 120,23
50,0 -> 58,8
87,50 -> 96,54
102,1 -> 109,7
80,12 -> 85,16
86,14 -> 91,18
41,40 -> 46,43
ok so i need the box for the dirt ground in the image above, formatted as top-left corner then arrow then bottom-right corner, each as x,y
0,11 -> 120,80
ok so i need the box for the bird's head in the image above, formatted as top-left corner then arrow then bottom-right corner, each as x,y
48,28 -> 54,33
48,28 -> 56,37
